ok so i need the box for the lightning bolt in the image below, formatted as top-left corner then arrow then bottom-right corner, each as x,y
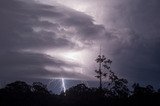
62,78 -> 66,93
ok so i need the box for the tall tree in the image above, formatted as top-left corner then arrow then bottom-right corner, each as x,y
95,54 -> 112,90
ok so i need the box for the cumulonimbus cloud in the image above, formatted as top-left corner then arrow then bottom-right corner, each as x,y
0,0 -> 109,81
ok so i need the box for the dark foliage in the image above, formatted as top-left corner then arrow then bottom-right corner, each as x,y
0,80 -> 160,106
106,70 -> 130,98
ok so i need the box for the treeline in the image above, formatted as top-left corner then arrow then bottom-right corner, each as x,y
0,80 -> 160,106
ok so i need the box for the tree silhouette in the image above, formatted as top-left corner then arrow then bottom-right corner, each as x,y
65,84 -> 90,97
95,54 -> 112,90
107,70 -> 130,98
0,80 -> 160,106
94,53 -> 129,98
4,81 -> 31,94
132,83 -> 154,97
32,82 -> 50,95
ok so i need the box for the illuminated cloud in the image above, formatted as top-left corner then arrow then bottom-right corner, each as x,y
0,0 -> 108,81
0,0 -> 160,88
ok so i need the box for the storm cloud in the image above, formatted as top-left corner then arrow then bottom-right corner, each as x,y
0,0 -> 107,81
0,0 -> 160,89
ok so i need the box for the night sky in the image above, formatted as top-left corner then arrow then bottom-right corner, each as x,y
0,0 -> 160,93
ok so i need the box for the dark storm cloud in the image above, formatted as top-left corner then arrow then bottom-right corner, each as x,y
0,0 -> 74,50
59,9 -> 106,41
103,0 -> 160,85
0,0 -> 81,80
0,51 -> 82,80
0,0 -> 108,81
